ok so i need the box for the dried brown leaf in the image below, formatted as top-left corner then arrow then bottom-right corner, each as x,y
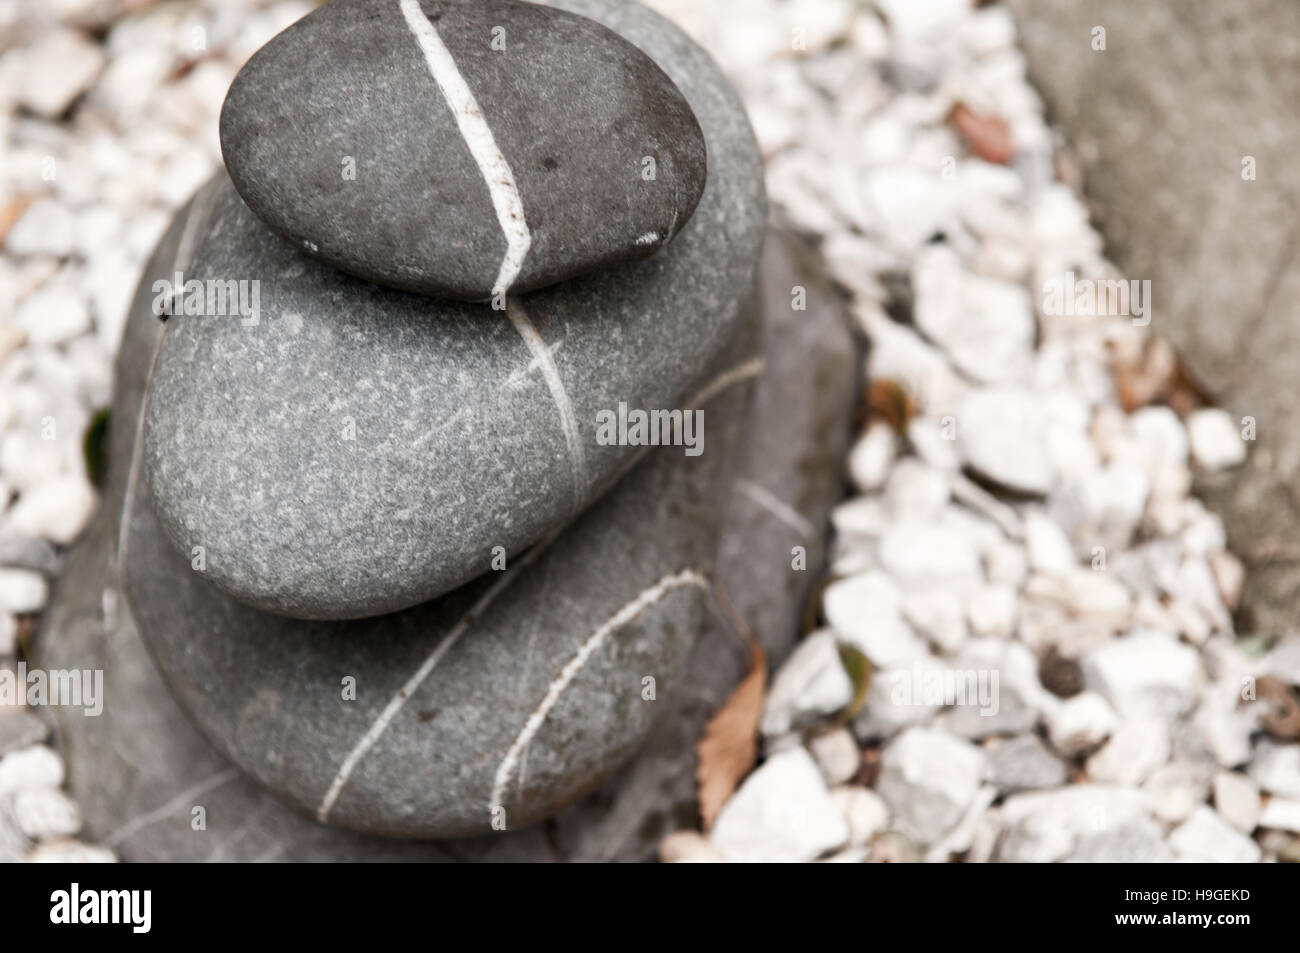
697,587 -> 767,832
864,378 -> 917,434
1111,336 -> 1212,414
1257,675 -> 1300,741
0,195 -> 31,245
949,103 -> 1014,165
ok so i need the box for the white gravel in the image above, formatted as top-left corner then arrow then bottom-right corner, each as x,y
0,0 -> 316,863
710,747 -> 849,862
647,0 -> 1293,863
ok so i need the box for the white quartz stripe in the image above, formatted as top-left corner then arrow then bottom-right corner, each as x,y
507,299 -> 587,511
687,356 -> 764,407
488,569 -> 709,822
315,540 -> 550,822
103,767 -> 240,846
399,0 -> 531,297
118,183 -> 217,583
734,479 -> 815,539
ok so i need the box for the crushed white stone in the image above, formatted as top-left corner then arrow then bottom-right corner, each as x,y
646,0 -> 1276,863
710,747 -> 849,862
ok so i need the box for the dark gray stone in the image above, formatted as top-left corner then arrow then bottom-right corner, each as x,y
1003,0 -> 1300,640
39,214 -> 858,858
147,0 -> 763,621
221,0 -> 707,301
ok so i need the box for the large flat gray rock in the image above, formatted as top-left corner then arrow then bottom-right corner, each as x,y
1004,0 -> 1300,636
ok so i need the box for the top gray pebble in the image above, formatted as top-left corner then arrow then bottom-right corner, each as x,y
219,0 -> 708,301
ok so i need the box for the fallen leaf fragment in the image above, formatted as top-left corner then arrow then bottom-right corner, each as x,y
863,378 -> 917,434
1256,675 -> 1300,740
948,103 -> 1014,165
697,585 -> 767,831
0,194 -> 31,245
1111,336 -> 1213,414
832,643 -> 871,727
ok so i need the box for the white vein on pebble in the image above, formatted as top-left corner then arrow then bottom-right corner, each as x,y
734,479 -> 816,539
506,298 -> 587,512
505,338 -> 565,387
488,569 -> 709,822
400,0 -> 531,297
686,356 -> 764,407
103,767 -> 240,846
316,539 -> 551,822
116,182 -> 217,584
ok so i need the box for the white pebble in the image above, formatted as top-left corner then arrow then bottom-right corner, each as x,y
4,200 -> 76,258
14,29 -> 107,118
829,785 -> 890,846
1213,771 -> 1261,833
1085,719 -> 1170,787
1047,691 -> 1117,757
1142,762 -> 1211,824
958,387 -> 1052,495
6,475 -> 97,545
25,840 -> 116,863
1169,806 -> 1261,863
0,568 -> 48,614
0,745 -> 64,794
14,286 -> 91,345
966,584 -> 1017,639
879,520 -> 980,580
883,458 -> 952,521
711,747 -> 848,862
823,571 -> 928,666
877,726 -> 985,846
808,727 -> 861,786
1248,741 -> 1300,800
760,631 -> 854,737
1187,408 -> 1246,471
1082,629 -> 1201,720
658,830 -> 722,863
1258,797 -> 1300,833
13,786 -> 82,840
847,421 -> 897,493
1024,510 -> 1077,575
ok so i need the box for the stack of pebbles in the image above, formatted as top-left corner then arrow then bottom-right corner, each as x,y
33,0 -> 858,860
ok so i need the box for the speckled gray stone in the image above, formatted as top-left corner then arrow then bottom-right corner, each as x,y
39,214 -> 858,858
146,0 -> 762,620
221,0 -> 707,300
